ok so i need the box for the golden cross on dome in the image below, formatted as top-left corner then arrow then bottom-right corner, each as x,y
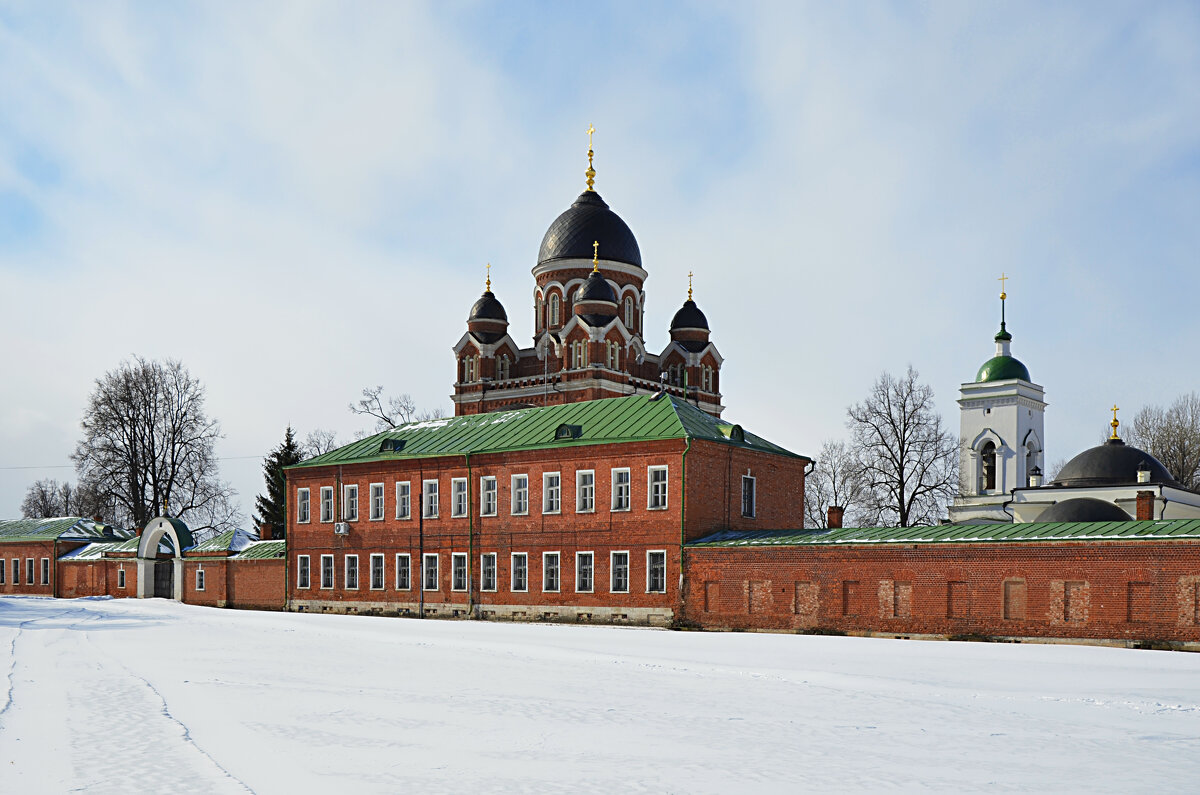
592,241 -> 600,272
587,123 -> 595,149
998,272 -> 1008,299
485,262 -> 491,292
1110,404 -> 1121,440
688,271 -> 694,302
585,124 -> 597,191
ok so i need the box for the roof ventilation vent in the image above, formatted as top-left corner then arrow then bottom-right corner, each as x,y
719,424 -> 745,443
554,423 -> 582,441
379,438 -> 405,454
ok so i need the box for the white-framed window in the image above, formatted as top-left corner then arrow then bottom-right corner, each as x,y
343,484 -> 359,522
0,559 -> 5,584
606,340 -> 620,370
451,478 -> 468,518
320,555 -> 334,589
370,554 -> 385,590
297,555 -> 311,589
702,365 -> 714,392
612,468 -> 631,511
422,553 -> 439,591
480,476 -> 497,516
462,355 -> 478,383
647,550 -> 667,593
452,553 -> 468,591
543,472 -> 561,514
648,466 -> 668,510
423,480 -> 439,518
297,488 -> 311,523
576,552 -> 594,593
549,293 -> 561,326
395,554 -> 411,590
345,555 -> 359,590
11,558 -> 18,584
576,470 -> 595,513
624,295 -> 635,328
370,483 -> 385,521
611,551 -> 630,593
511,475 -> 529,515
195,565 -> 205,591
40,558 -> 49,585
497,355 -> 511,380
396,481 -> 411,519
117,566 -> 126,589
511,553 -> 528,592
742,475 -> 756,518
26,559 -> 34,586
481,553 -> 497,592
320,486 -> 334,523
543,552 -> 560,593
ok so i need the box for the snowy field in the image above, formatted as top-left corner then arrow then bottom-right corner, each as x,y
2,598 -> 1199,793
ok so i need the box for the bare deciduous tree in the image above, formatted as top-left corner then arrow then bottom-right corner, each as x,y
1127,392 -> 1200,490
71,357 -> 240,536
302,428 -> 340,458
349,386 -> 444,433
803,439 -> 879,528
21,478 -> 109,519
847,366 -> 958,527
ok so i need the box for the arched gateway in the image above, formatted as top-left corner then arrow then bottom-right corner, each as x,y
135,517 -> 193,600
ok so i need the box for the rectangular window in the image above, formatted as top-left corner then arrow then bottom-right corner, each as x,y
543,552 -> 560,592
611,551 -> 630,593
395,554 -> 411,590
369,483 -> 385,521
40,558 -> 49,586
611,468 -> 631,511
396,482 -> 411,519
423,553 -> 439,591
742,475 -> 756,518
117,567 -> 126,589
11,559 -> 17,584
343,484 -> 359,522
481,553 -> 497,591
297,555 -> 311,589
26,559 -> 34,586
321,555 -> 334,589
0,560 -> 5,584
480,476 -> 497,516
423,480 -> 439,518
345,555 -> 359,590
511,553 -> 528,592
195,566 -> 205,591
451,478 -> 468,518
320,486 -> 334,523
648,466 -> 668,509
647,551 -> 666,593
452,553 -> 468,591
576,552 -> 594,593
543,472 -> 561,514
576,470 -> 595,513
297,488 -> 311,523
370,554 -> 385,590
511,475 -> 529,515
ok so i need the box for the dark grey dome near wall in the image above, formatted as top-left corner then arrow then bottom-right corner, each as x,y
1037,497 -> 1132,523
538,191 -> 642,268
670,299 -> 709,331
1050,438 -> 1181,488
469,291 -> 507,322
578,270 -> 617,304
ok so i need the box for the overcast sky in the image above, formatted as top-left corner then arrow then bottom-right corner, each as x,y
1,1 -> 1198,524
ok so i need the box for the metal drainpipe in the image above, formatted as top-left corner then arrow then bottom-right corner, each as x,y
418,463 -> 425,619
283,475 -> 290,611
466,451 -> 474,616
678,437 -> 692,623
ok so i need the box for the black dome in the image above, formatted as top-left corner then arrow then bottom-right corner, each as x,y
670,299 -> 709,331
578,271 -> 617,304
1037,497 -> 1132,523
538,191 -> 641,269
469,291 -> 507,322
1051,438 -> 1180,488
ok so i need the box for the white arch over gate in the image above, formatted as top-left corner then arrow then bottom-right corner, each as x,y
135,517 -> 193,600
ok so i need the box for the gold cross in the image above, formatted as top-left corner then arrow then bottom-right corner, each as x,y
587,123 -> 595,149
1110,405 -> 1120,439
592,241 -> 599,272
998,272 -> 1008,298
688,271 -> 693,301
485,262 -> 491,291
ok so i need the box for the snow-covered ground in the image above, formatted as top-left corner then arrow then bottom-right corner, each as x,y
1,597 -> 1198,793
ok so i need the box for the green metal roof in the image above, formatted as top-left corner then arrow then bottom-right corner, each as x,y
976,355 -> 1031,383
0,517 -> 130,544
688,519 -> 1200,548
187,531 -> 236,553
232,540 -> 286,560
288,395 -> 804,471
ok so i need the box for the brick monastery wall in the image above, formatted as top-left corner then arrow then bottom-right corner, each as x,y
0,541 -> 77,596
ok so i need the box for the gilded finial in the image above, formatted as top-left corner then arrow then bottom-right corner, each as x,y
688,271 -> 693,302
998,272 -> 1008,300
485,262 -> 491,292
592,241 -> 600,273
1110,405 -> 1121,440
585,123 -> 596,191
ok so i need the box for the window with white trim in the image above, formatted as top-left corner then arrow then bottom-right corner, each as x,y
481,553 -> 497,591
345,555 -> 359,590
396,482 -> 411,519
11,558 -> 18,584
611,551 -> 630,593
422,553 -> 439,591
511,475 -> 529,515
0,559 -> 5,584
648,466 -> 668,510
511,553 -> 528,592
606,340 -> 620,370
26,559 -> 34,586
423,480 -> 439,518
321,555 -> 334,589
576,470 -> 595,513
497,355 -> 511,380
576,552 -> 594,593
117,566 -> 125,589
40,558 -> 49,585
612,468 -> 631,511
369,483 -> 385,520
297,488 -> 310,523
647,551 -> 667,593
624,295 -> 634,329
195,565 -> 205,591
320,486 -> 334,523
297,555 -> 311,589
543,472 -> 561,514
543,552 -> 560,593
343,484 -> 359,522
395,554 -> 411,590
451,478 -> 468,518
742,475 -> 756,518
549,293 -> 561,327
452,553 -> 468,591
480,476 -> 497,516
370,554 -> 385,590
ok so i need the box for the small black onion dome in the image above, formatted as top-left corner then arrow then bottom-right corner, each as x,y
538,191 -> 641,269
670,299 -> 709,331
469,290 -> 507,322
1050,438 -> 1181,488
578,270 -> 617,304
575,271 -> 618,327
1037,497 -> 1131,523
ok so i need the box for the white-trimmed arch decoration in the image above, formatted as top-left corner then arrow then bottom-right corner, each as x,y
136,516 -> 194,600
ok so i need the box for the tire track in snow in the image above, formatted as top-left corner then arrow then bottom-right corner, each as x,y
0,603 -> 91,726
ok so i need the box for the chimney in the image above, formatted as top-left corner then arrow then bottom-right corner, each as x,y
827,505 -> 845,530
1136,462 -> 1151,484
258,521 -> 273,541
1136,490 -> 1155,521
1028,466 -> 1043,488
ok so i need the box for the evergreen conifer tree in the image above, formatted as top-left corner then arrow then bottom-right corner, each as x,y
255,426 -> 304,538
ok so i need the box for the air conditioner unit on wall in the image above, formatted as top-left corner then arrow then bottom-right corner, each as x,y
333,522 -> 350,535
